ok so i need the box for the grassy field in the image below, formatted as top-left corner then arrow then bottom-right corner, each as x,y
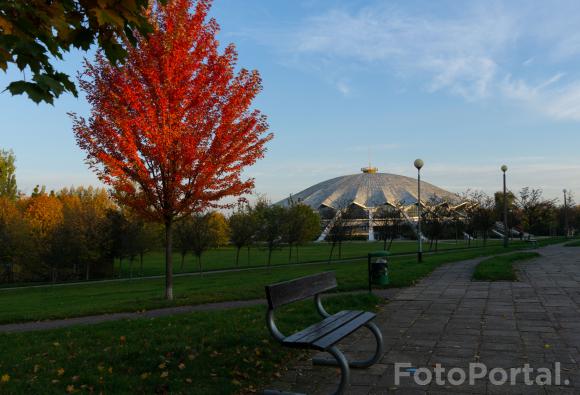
0,293 -> 380,394
0,239 -> 563,324
564,239 -> 580,247
472,252 -> 540,281
115,238 -> 508,277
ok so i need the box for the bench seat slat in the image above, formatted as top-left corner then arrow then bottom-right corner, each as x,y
313,312 -> 376,350
293,311 -> 364,345
283,310 -> 354,343
283,310 -> 375,351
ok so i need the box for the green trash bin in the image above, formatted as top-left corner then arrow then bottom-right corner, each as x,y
368,251 -> 390,291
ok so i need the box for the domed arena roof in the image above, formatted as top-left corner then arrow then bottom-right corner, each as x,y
278,169 -> 458,209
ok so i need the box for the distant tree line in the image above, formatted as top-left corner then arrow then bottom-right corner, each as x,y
0,151 -> 321,283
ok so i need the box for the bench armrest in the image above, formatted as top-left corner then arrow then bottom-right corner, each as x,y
315,294 -> 331,318
266,309 -> 286,343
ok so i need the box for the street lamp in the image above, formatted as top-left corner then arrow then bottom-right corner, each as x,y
414,159 -> 424,263
563,189 -> 569,238
501,165 -> 508,247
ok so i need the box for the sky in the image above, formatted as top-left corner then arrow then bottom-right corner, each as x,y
1,0 -> 579,203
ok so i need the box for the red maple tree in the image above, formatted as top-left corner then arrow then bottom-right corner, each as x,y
71,0 -> 272,300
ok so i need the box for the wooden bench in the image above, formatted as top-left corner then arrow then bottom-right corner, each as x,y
264,272 -> 383,395
525,237 -> 538,248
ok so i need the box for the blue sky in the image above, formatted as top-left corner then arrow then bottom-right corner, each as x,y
1,0 -> 579,202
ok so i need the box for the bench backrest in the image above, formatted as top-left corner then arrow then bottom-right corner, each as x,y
265,272 -> 337,309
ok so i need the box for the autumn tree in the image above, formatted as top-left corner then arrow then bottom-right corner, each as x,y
517,187 -> 557,236
0,150 -> 17,200
0,197 -> 29,282
207,211 -> 230,247
53,187 -> 115,280
71,0 -> 271,300
0,0 -> 157,103
23,193 -> 64,281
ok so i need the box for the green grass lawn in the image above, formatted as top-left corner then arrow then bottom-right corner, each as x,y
116,238 -> 507,277
0,239 -> 562,324
564,239 -> 580,247
0,293 -> 380,394
472,252 -> 540,281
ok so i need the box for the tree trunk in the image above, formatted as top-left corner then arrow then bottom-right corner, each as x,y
198,255 -> 202,276
328,243 -> 335,263
247,246 -> 250,266
129,257 -> 134,279
236,247 -> 241,266
165,219 -> 174,301
296,245 -> 299,263
388,237 -> 394,250
85,262 -> 90,281
119,258 -> 123,278
140,253 -> 144,275
288,243 -> 292,263
338,241 -> 342,259
268,247 -> 273,267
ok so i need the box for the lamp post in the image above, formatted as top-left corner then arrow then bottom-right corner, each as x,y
414,159 -> 424,263
563,189 -> 569,238
501,165 -> 508,247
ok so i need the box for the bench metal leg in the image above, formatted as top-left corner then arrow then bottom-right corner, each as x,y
312,322 -> 384,369
264,346 -> 349,395
317,346 -> 350,395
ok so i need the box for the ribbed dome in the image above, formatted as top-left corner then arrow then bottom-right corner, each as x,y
278,172 -> 458,209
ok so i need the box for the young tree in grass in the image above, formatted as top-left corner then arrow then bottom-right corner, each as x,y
285,201 -> 320,263
228,203 -> 257,266
135,222 -> 161,275
255,199 -> 286,267
174,216 -> 193,271
468,191 -> 495,245
71,0 -> 272,300
374,202 -> 404,251
326,200 -> 354,261
189,212 -> 218,274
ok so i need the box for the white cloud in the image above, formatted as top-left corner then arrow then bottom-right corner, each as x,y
501,74 -> 580,121
335,79 -> 350,96
262,0 -> 580,121
289,2 -> 514,101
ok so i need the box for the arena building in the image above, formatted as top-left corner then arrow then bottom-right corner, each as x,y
277,167 -> 465,241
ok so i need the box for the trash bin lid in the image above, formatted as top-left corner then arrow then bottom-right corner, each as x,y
368,251 -> 390,258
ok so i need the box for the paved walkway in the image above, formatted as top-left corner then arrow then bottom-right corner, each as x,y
268,244 -> 580,394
